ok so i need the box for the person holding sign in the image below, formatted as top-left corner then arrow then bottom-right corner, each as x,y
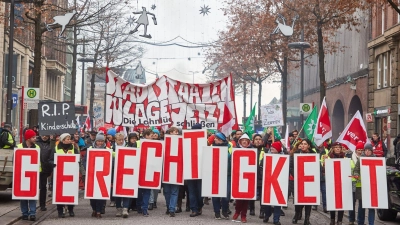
321,142 -> 346,225
348,141 -> 364,225
353,143 -> 376,225
17,129 -> 40,221
49,133 -> 81,218
211,132 -> 231,220
290,139 -> 315,225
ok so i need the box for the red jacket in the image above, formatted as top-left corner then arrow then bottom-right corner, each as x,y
370,139 -> 386,157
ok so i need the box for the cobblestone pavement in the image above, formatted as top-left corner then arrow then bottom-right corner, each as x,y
2,191 -> 400,225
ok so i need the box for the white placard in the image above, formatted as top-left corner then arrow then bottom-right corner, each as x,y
261,154 -> 289,206
231,148 -> 257,200
84,148 -> 112,200
261,104 -> 284,127
360,157 -> 388,209
113,147 -> 141,198
201,146 -> 228,197
294,154 -> 320,205
12,148 -> 40,200
138,140 -> 164,189
53,154 -> 80,205
162,135 -> 184,185
183,129 -> 207,179
325,158 -> 353,210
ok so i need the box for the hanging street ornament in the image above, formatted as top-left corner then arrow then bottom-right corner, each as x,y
199,5 -> 211,16
151,4 -> 156,10
127,15 -> 136,27
45,10 -> 77,39
129,7 -> 158,39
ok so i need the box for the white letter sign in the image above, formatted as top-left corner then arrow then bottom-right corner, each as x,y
294,154 -> 320,205
113,147 -> 141,198
84,148 -> 112,199
325,158 -> 353,210
261,154 -> 289,206
201,146 -> 228,197
12,148 -> 40,200
53,154 -> 80,205
360,157 -> 388,209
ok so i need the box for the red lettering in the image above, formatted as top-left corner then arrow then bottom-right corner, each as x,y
13,150 -> 38,198
212,148 -> 220,194
115,149 -> 136,196
184,131 -> 206,179
362,159 -> 383,207
163,136 -> 183,183
232,150 -> 256,199
86,151 -> 111,198
263,156 -> 286,204
297,155 -> 317,203
55,155 -> 75,203
333,161 -> 343,209
139,142 -> 162,188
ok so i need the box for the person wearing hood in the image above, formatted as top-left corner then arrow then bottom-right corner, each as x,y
353,143 -> 376,225
87,133 -> 108,218
321,142 -> 346,225
49,133 -> 81,218
232,133 -> 252,223
127,133 -> 139,147
211,132 -> 232,220
347,141 -> 364,225
187,123 -> 204,217
370,133 -> 387,157
262,141 -> 284,225
290,138 -> 316,225
149,129 -> 161,210
36,135 -> 53,211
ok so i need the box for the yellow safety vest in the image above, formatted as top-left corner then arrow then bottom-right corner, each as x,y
89,146 -> 114,157
55,146 -> 74,155
17,143 -> 41,172
4,132 -> 14,149
258,149 -> 265,165
136,140 -> 141,148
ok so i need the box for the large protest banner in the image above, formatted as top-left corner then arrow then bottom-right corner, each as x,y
38,102 -> 77,135
261,104 -> 284,127
105,69 -> 238,129
12,148 -> 40,200
53,154 -> 80,205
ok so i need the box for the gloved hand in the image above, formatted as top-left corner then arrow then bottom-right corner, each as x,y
53,164 -> 56,168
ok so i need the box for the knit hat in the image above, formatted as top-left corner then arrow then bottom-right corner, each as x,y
98,127 -> 107,134
332,142 -> 342,147
60,133 -> 71,142
215,132 -> 227,142
191,123 -> 202,130
356,141 -> 365,150
107,128 -> 117,137
364,143 -> 373,151
3,124 -> 11,129
153,129 -> 160,135
271,141 -> 282,153
208,134 -> 215,145
24,129 -> 36,140
96,133 -> 105,142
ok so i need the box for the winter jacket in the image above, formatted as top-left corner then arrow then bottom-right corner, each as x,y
370,138 -> 387,157
36,136 -> 53,173
353,152 -> 376,200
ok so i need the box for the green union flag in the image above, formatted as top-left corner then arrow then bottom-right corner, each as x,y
302,106 -> 318,141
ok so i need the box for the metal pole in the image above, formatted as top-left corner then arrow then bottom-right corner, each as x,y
19,86 -> 24,143
300,30 -> 305,131
192,72 -> 194,83
89,63 -> 95,130
81,37 -> 85,106
250,80 -> 253,113
6,0 -> 15,124
243,82 -> 247,122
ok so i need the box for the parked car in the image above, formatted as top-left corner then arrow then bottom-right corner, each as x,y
377,158 -> 400,221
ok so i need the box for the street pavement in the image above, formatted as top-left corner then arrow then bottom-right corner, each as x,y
2,190 -> 400,225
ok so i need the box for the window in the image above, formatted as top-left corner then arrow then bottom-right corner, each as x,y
382,6 -> 385,34
377,55 -> 381,89
389,51 -> 392,86
383,53 -> 388,87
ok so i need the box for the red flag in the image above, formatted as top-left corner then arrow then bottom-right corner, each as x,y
220,76 -> 235,136
336,111 -> 368,151
313,97 -> 332,146
85,116 -> 91,131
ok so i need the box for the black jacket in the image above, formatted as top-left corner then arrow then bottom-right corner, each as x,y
289,149 -> 319,178
36,137 -> 53,173
1,129 -> 15,148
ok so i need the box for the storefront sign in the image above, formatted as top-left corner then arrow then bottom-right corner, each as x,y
366,113 -> 373,123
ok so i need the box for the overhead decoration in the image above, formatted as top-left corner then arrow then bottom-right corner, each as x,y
271,14 -> 299,37
151,4 -> 156,10
127,15 -> 136,27
199,5 -> 211,16
129,7 -> 157,39
45,10 -> 77,39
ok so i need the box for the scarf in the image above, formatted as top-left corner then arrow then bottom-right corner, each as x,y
351,151 -> 359,164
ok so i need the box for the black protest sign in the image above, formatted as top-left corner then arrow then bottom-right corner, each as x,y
38,102 -> 77,135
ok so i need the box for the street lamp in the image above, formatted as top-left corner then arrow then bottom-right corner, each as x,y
77,57 -> 95,129
288,31 -> 311,130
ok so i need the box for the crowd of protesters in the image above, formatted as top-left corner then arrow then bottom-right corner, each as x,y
3,123 -> 391,224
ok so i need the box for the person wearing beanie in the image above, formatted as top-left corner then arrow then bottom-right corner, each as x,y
17,129 -> 40,221
107,128 -> 118,208
251,134 -> 267,219
187,124 -> 205,217
347,141 -> 364,225
48,133 -> 81,218
353,143 -> 376,225
321,142 -> 345,225
127,133 -> 139,147
148,128 -> 161,210
152,129 -> 160,140
1,123 -> 15,149
36,134 -> 52,211
210,132 -> 231,220
290,139 -> 316,225
261,140 -> 284,225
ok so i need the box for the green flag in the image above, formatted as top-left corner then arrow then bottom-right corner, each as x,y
302,106 -> 318,142
273,127 -> 281,140
244,103 -> 257,136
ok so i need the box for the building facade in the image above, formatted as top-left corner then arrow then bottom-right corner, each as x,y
368,5 -> 400,151
286,11 -> 370,142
